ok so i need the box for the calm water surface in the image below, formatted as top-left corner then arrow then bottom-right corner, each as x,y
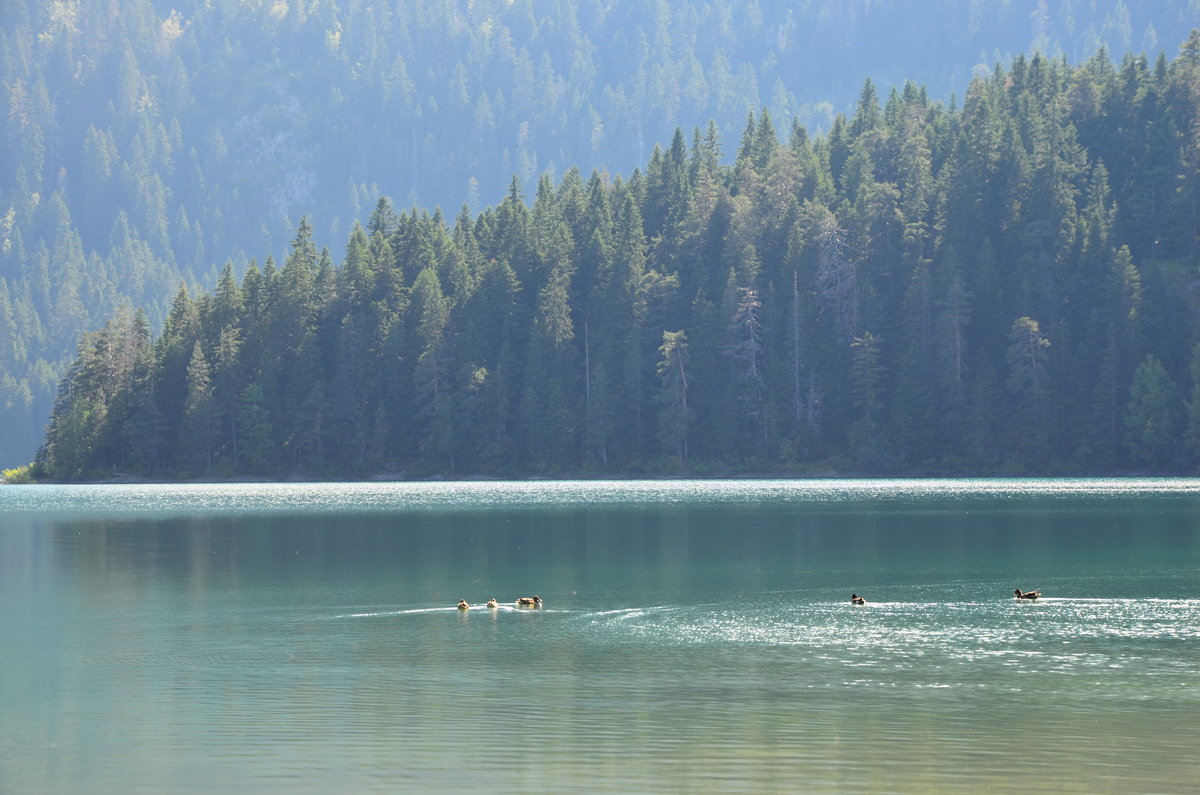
2,479 -> 1199,792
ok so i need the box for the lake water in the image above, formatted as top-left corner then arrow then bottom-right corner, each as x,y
2,479 -> 1199,792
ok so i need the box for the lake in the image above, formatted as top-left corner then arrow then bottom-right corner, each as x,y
2,479 -> 1198,792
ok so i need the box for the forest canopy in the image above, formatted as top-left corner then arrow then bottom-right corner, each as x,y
2,0 -> 1196,467
31,38 -> 1200,479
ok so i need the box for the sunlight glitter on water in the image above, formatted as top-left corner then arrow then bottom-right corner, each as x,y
3,480 -> 1199,793
577,593 -> 1200,699
8,476 -> 1200,518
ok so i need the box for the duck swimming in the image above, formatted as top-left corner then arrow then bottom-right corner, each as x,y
850,594 -> 866,605
516,595 -> 542,607
457,599 -> 470,610
1014,588 -> 1040,600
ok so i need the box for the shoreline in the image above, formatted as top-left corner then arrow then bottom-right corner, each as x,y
6,468 -> 1193,486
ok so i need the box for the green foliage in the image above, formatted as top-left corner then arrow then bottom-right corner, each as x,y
1125,354 -> 1179,470
1185,344 -> 1200,463
656,330 -> 691,465
32,40 -> 1200,478
1,464 -> 35,483
3,1 -> 1197,469
1006,316 -> 1052,458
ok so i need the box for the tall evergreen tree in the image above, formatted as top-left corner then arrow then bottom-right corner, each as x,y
1006,317 -> 1052,461
656,329 -> 691,465
181,340 -> 217,473
1125,353 -> 1179,469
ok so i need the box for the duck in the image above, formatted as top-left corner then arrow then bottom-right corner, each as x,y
850,594 -> 867,605
1014,588 -> 1040,600
486,598 -> 498,608
457,599 -> 470,610
516,595 -> 542,607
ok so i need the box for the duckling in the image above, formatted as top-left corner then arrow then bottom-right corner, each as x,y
850,593 -> 866,605
1014,588 -> 1040,600
516,595 -> 542,607
486,598 -> 498,608
457,599 -> 470,610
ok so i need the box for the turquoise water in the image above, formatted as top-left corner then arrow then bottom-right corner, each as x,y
2,479 -> 1199,792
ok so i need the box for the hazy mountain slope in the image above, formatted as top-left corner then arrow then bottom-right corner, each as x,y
1,0 -> 1197,466
32,44 -> 1200,479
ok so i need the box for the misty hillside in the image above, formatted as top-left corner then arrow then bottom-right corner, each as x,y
31,40 -> 1200,479
2,0 -> 1198,467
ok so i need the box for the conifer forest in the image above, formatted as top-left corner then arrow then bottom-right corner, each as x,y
4,1 -> 1200,478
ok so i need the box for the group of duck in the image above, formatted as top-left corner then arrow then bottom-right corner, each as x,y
461,590 -> 1041,610
849,588 -> 1041,605
457,595 -> 542,610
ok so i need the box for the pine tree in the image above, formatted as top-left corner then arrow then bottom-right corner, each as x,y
181,341 -> 217,473
1006,317 -> 1052,463
1185,344 -> 1200,465
238,382 -> 277,474
1125,353 -> 1179,469
656,329 -> 691,465
849,330 -> 887,467
411,267 -> 452,470
213,325 -> 243,468
728,285 -> 767,457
